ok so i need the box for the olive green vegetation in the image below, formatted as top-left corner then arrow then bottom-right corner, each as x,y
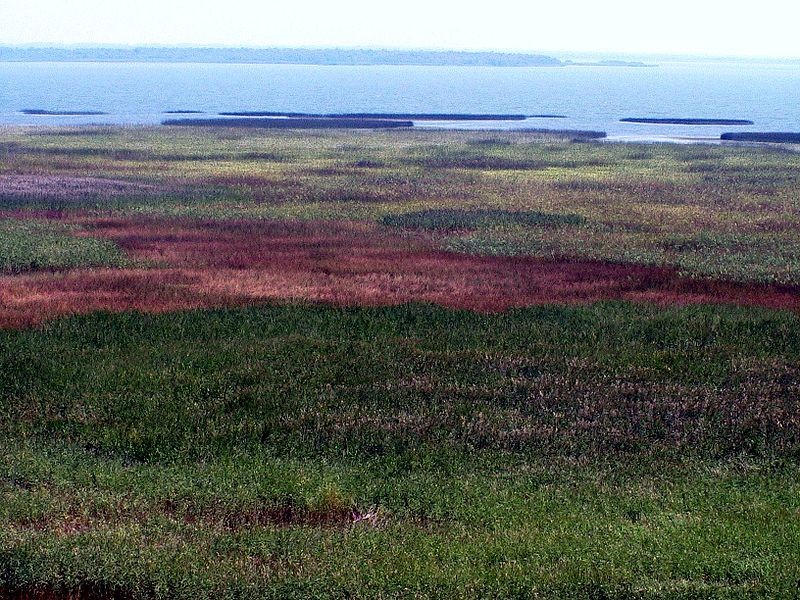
0,219 -> 127,273
2,303 -> 800,598
2,127 -> 800,283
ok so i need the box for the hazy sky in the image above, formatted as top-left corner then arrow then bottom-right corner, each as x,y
1,0 -> 799,58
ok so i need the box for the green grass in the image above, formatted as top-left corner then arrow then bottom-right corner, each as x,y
2,303 -> 800,598
0,219 -> 127,273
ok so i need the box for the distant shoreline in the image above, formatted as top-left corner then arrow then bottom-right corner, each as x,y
0,47 -> 656,68
0,47 -> 563,67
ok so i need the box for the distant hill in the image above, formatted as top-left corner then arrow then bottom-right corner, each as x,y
0,47 -> 564,67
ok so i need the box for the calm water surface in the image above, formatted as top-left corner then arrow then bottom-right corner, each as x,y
1,61 -> 799,140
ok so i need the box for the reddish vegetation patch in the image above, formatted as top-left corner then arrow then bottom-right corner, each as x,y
0,216 -> 798,328
0,269 -> 230,328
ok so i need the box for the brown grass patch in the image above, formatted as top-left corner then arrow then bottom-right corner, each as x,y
0,216 -> 798,327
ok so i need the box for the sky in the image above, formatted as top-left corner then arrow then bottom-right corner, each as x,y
1,0 -> 799,59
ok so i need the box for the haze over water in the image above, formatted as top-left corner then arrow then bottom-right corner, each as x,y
2,59 -> 799,141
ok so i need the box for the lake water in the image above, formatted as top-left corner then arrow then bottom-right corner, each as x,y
1,60 -> 799,141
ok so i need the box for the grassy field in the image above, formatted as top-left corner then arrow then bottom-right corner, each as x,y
1,126 -> 799,598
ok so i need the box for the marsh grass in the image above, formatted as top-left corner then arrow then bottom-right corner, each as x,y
1,303 -> 800,597
1,126 -> 800,597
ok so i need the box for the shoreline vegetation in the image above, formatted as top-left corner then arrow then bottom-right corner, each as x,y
218,112 -> 530,120
621,117 -> 754,125
20,109 -> 108,116
517,128 -> 606,139
721,131 -> 800,143
11,110 -> 800,145
162,117 -> 414,129
162,116 -> 607,137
